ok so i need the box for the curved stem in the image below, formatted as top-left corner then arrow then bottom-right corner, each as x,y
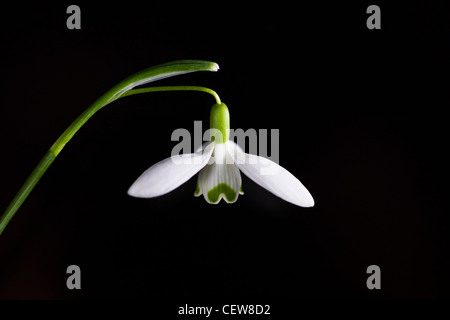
0,60 -> 220,236
0,151 -> 55,235
121,86 -> 221,104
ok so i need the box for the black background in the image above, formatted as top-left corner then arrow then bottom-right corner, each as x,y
1,0 -> 449,305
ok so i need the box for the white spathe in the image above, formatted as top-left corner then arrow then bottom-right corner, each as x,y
128,141 -> 314,207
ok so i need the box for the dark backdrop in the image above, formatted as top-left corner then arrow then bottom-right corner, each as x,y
1,1 -> 449,303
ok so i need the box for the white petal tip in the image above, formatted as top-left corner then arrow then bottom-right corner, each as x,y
284,188 -> 314,207
127,190 -> 140,198
127,180 -> 160,198
303,200 -> 315,208
127,183 -> 147,198
292,195 -> 315,208
211,63 -> 220,71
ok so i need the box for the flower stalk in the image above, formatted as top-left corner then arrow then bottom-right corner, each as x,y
0,60 -> 219,236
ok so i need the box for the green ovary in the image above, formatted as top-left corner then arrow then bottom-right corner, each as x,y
207,183 -> 237,203
209,103 -> 230,143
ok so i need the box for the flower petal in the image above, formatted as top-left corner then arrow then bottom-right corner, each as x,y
128,143 -> 214,198
197,143 -> 242,204
227,142 -> 314,207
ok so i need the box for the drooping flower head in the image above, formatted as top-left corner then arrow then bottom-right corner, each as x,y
128,103 -> 314,207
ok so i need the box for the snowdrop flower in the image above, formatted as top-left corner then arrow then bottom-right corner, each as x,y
128,103 -> 314,207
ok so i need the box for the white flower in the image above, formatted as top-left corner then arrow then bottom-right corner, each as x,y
128,103 -> 314,207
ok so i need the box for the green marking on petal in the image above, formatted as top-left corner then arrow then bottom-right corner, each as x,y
240,183 -> 244,195
207,183 -> 237,203
194,182 -> 201,197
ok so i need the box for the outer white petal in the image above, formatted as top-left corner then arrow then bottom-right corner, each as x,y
197,143 -> 242,204
227,142 -> 314,207
195,141 -> 212,153
128,143 -> 214,198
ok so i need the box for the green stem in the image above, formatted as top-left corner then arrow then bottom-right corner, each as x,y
122,86 -> 221,104
0,60 -> 220,236
0,151 -> 55,235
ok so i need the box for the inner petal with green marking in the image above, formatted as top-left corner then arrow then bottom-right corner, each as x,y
195,143 -> 242,204
207,183 -> 237,203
